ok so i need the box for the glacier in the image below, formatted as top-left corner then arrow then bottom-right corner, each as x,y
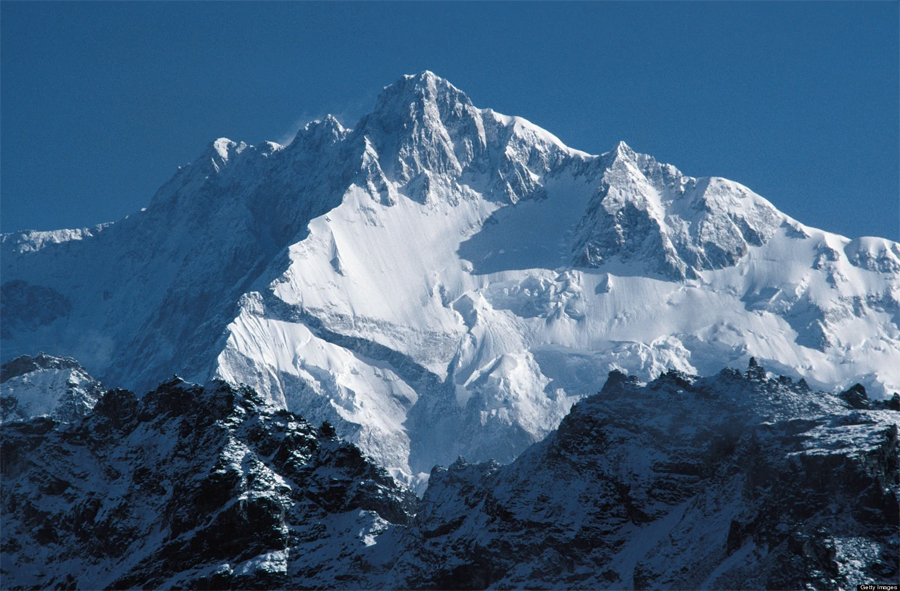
3,71 -> 900,484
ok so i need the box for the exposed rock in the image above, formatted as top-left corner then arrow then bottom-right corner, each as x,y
840,383 -> 870,410
394,361 -> 899,590
0,378 -> 417,589
2,361 -> 897,589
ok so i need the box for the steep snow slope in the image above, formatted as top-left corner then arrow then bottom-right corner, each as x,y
0,353 -> 104,423
3,72 -> 899,481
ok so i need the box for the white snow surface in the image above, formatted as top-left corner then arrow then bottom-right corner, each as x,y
0,360 -> 104,424
2,71 -> 899,481
1,225 -> 111,254
3,369 -> 86,420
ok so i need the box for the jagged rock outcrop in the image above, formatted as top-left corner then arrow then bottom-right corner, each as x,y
0,378 -> 416,589
1,361 -> 897,589
394,361 -> 899,590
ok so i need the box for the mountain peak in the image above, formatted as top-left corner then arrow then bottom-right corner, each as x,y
368,71 -> 475,127
291,114 -> 348,148
355,72 -> 484,186
5,73 -> 900,511
1,352 -> 86,383
400,70 -> 442,86
573,141 -> 788,279
379,71 -> 472,106
1,353 -> 104,423
609,140 -> 636,160
207,138 -> 246,162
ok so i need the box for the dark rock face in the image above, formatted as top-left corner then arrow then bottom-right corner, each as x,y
395,363 -> 899,590
0,378 -> 417,589
889,394 -> 900,412
840,383 -> 870,409
2,364 -> 897,590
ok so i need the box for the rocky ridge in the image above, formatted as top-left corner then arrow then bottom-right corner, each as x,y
396,360 -> 900,590
0,377 -> 416,589
1,360 -> 897,589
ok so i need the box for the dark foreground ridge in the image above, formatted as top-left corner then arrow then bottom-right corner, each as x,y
396,363 -> 899,589
1,378 -> 417,589
1,361 -> 898,589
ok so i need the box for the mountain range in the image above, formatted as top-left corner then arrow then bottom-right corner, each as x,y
3,71 -> 899,490
1,358 -> 896,589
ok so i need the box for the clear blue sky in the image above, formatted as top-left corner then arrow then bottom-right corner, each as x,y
2,2 -> 898,239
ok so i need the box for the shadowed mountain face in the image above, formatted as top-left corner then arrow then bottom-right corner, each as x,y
2,72 -> 899,486
1,361 -> 897,589
396,362 -> 899,590
1,378 -> 417,589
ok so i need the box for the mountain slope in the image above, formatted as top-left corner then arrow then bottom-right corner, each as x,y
0,353 -> 104,424
0,378 -> 416,589
396,361 -> 899,590
3,364 -> 896,589
3,72 -> 899,481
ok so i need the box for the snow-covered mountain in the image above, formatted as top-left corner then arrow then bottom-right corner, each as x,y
2,363 -> 896,589
0,353 -> 104,424
3,71 -> 899,482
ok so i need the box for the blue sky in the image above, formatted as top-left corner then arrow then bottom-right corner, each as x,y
2,2 -> 898,239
